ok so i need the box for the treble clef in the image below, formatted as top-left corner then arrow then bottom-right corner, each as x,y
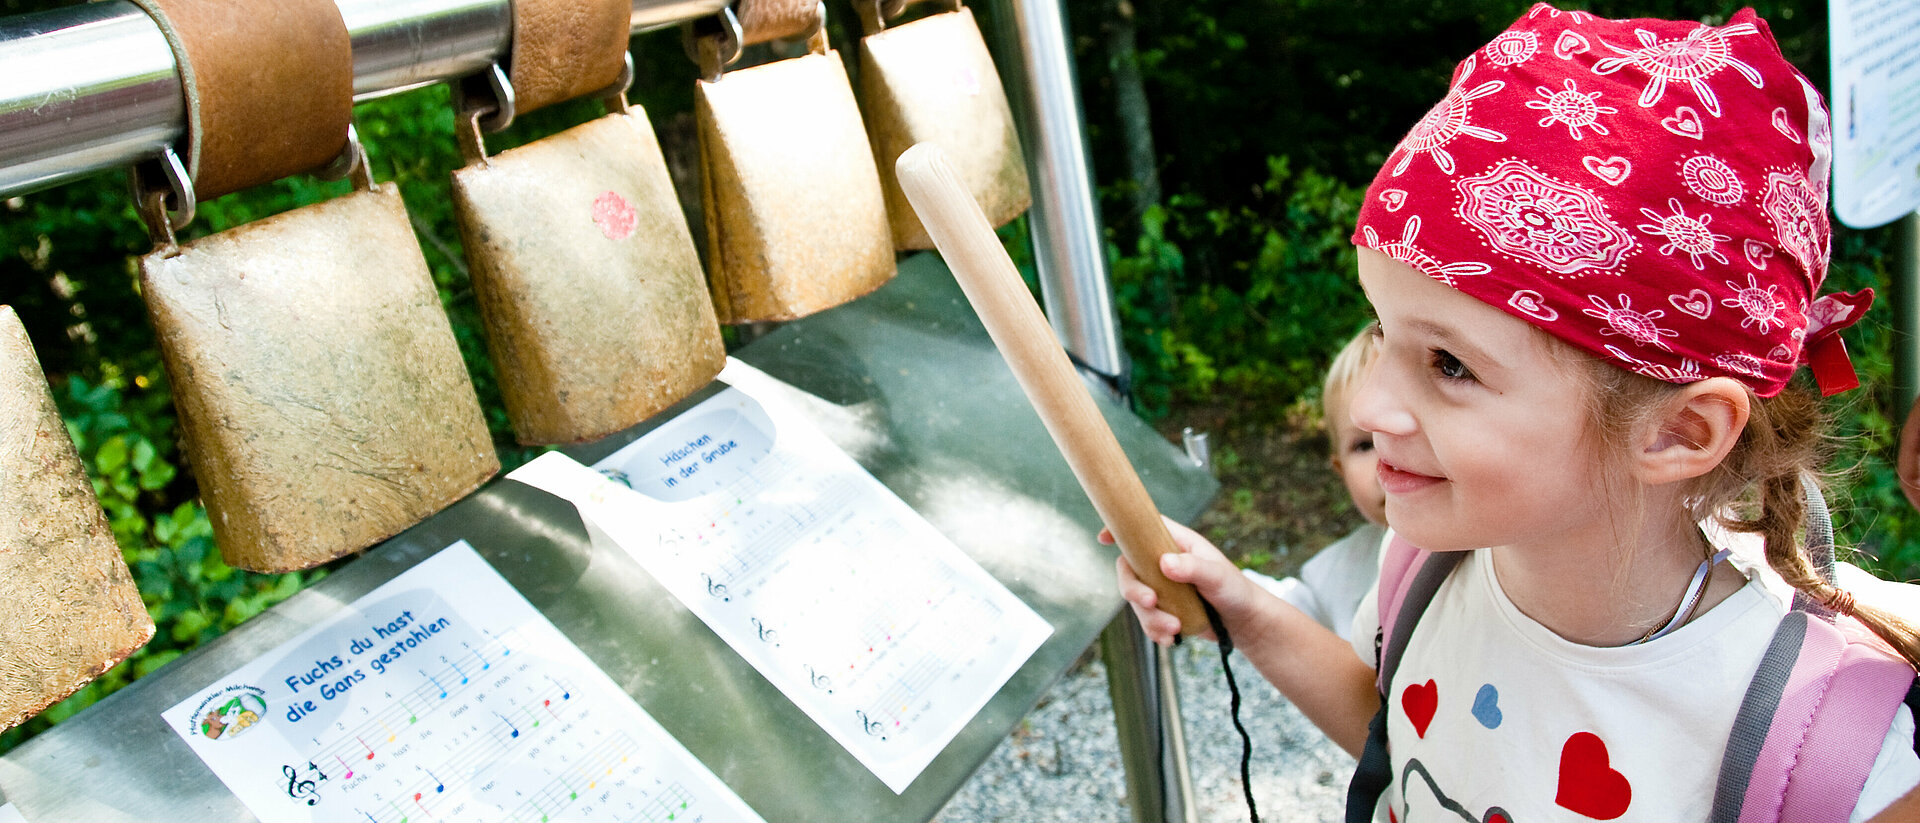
701,573 -> 730,602
751,617 -> 779,645
284,763 -> 320,806
804,665 -> 833,694
855,710 -> 888,741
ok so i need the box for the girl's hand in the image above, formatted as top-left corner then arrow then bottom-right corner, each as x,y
1104,517 -> 1250,645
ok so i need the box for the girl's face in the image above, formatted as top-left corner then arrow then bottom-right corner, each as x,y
1350,248 -> 1613,553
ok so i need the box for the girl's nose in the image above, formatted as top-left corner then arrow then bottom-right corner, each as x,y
1349,359 -> 1415,437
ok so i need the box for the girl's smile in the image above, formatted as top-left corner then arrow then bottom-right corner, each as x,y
1375,458 -> 1443,495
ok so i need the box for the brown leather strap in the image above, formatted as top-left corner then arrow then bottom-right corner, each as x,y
129,0 -> 352,201
509,0 -> 632,115
737,0 -> 819,46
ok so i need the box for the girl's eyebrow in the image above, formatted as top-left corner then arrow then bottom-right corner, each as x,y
1401,318 -> 1497,362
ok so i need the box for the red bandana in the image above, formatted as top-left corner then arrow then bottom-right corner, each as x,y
1353,4 -> 1869,397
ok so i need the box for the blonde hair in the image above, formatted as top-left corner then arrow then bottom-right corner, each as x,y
1322,327 -> 1382,424
1578,355 -> 1920,669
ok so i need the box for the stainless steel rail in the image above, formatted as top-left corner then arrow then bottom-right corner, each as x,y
0,0 -> 1128,382
0,0 -> 722,197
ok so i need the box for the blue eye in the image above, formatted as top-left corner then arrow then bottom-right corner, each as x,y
1430,349 -> 1474,381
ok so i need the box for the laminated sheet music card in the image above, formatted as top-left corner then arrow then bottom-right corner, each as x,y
162,541 -> 767,823
508,359 -> 1053,794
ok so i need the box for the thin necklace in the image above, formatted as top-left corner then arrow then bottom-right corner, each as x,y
1632,547 -> 1733,645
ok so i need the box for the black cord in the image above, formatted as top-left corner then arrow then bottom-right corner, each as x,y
1202,598 -> 1260,823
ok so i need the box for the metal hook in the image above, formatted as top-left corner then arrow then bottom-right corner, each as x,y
451,63 -> 515,165
599,51 -> 636,115
453,62 -> 516,136
314,124 -> 372,190
681,6 -> 742,82
129,143 -> 194,248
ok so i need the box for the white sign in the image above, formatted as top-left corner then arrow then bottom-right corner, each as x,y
509,360 -> 1052,794
162,542 -> 766,823
1830,0 -> 1920,227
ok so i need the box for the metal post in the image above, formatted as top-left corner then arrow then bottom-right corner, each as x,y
989,0 -> 1126,380
1100,614 -> 1165,823
1896,212 -> 1920,411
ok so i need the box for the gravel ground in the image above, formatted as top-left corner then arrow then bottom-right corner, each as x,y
934,640 -> 1353,822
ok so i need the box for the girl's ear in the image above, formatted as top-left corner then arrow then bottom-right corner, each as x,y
1636,377 -> 1751,485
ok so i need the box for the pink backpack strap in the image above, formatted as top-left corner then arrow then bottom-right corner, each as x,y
1710,611 -> 1916,823
1373,535 -> 1462,695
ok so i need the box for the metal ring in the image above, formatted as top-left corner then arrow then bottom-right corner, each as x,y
599,51 -> 636,114
313,123 -> 365,183
128,143 -> 195,240
681,7 -> 742,82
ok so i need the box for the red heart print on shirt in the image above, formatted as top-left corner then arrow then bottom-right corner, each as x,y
1402,679 -> 1438,738
1556,732 -> 1631,819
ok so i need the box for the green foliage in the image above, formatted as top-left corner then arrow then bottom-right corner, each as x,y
1110,156 -> 1371,420
0,371 -> 322,756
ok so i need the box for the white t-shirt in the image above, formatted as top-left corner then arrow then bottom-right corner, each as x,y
1349,547 -> 1920,822
1248,522 -> 1387,641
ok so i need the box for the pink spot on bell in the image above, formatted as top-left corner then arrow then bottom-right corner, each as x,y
591,191 -> 638,240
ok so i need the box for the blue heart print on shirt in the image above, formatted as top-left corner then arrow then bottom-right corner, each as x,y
1472,684 -> 1502,729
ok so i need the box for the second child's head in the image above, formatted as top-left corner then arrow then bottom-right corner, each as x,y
1324,329 -> 1385,527
1344,4 -> 1918,661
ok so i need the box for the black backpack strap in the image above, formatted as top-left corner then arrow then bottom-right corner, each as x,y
1345,550 -> 1464,823
1906,679 -> 1920,760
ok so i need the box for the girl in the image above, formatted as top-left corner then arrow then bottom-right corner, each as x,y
1116,6 -> 1920,820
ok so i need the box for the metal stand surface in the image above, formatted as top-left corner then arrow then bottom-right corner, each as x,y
0,253 -> 1216,822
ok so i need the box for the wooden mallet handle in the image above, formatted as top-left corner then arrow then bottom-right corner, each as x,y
895,143 -> 1209,635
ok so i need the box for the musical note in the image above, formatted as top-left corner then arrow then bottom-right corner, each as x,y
166,542 -> 770,823
465,641 -> 491,671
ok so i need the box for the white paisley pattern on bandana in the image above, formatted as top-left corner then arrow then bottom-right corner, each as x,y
1456,159 -> 1636,275
1353,5 -> 1871,397
1585,294 -> 1677,350
1527,79 -> 1617,140
1388,55 -> 1510,177
1486,31 -> 1541,66
1679,154 -> 1743,204
1361,219 -> 1494,286
1589,22 -> 1763,116
1638,198 -> 1730,270
1761,170 -> 1826,275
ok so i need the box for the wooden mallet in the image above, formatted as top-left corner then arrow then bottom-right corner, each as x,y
895,143 -> 1209,635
